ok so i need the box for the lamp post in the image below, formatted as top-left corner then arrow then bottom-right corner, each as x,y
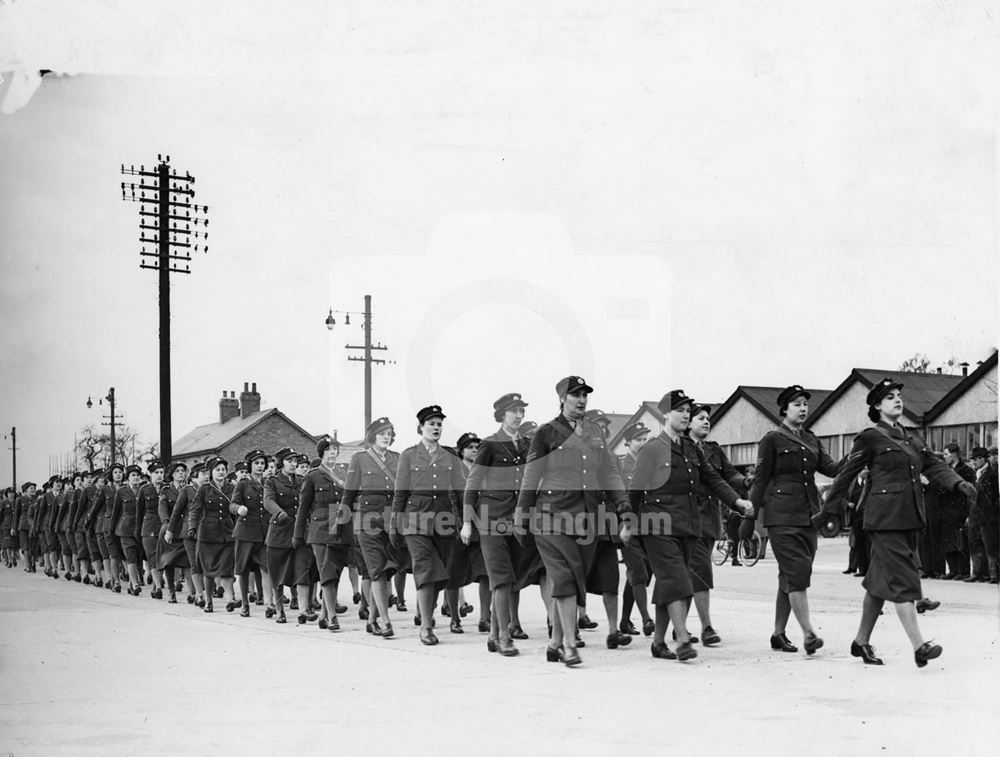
325,294 -> 392,431
88,388 -> 119,466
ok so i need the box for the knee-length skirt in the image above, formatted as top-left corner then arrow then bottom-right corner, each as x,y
74,532 -> 91,561
644,534 -> 695,605
864,529 -> 922,603
447,538 -> 488,589
480,533 -> 521,590
197,540 -> 235,578
312,543 -> 349,586
769,525 -> 817,593
535,534 -> 588,605
359,530 -> 398,582
621,537 -> 651,588
688,536 -> 715,592
119,535 -> 140,564
404,533 -> 453,591
585,539 -> 620,595
183,537 -> 202,573
159,534 -> 190,569
234,539 -> 268,575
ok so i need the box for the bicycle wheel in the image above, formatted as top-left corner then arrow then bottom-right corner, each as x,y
739,533 -> 761,567
711,538 -> 731,566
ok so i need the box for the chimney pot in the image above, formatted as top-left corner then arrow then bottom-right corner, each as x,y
239,382 -> 261,419
252,382 -> 257,392
244,382 -> 249,392
936,367 -> 942,374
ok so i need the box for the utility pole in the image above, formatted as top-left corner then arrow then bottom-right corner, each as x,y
326,294 -> 393,432
122,155 -> 208,464
6,426 -> 16,490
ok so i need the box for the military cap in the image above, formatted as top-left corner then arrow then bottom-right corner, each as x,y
244,449 -> 267,466
225,472 -> 238,483
317,437 -> 340,458
274,447 -> 296,465
691,403 -> 713,418
204,456 -> 228,473
189,462 -> 206,477
776,385 -> 811,408
89,468 -> 103,479
622,422 -> 651,442
971,446 -> 989,460
584,409 -> 611,426
167,461 -> 187,478
556,376 -> 594,396
417,405 -> 446,423
456,432 -> 481,452
308,457 -> 321,468
62,476 -> 74,485
21,481 -> 36,492
658,389 -> 695,413
865,378 -> 903,407
146,459 -> 165,473
234,461 -> 248,473
494,393 -> 528,413
364,417 -> 394,443
124,464 -> 143,478
107,462 -> 125,474
47,474 -> 61,485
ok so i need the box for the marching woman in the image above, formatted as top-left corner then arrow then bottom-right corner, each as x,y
687,404 -> 745,645
629,390 -> 753,662
462,393 -> 532,656
749,385 -> 841,656
230,449 -> 272,617
446,432 -> 490,634
617,422 -> 655,637
296,438 -> 352,631
342,417 -> 400,638
821,378 -> 976,667
56,476 -> 79,580
263,448 -> 304,624
111,465 -> 145,595
158,461 -> 192,603
99,464 -> 125,592
135,460 -> 166,599
167,462 -> 208,606
515,377 -> 633,666
391,405 -> 464,645
71,472 -> 95,584
188,457 -> 238,613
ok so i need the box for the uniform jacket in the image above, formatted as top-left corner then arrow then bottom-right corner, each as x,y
167,484 -> 198,538
25,496 -> 40,534
158,484 -> 180,536
750,425 -> 841,528
61,489 -> 81,533
296,465 -> 351,546
933,460 -> 975,530
342,448 -> 399,539
73,487 -> 95,533
263,472 -> 301,548
37,491 -> 55,534
97,484 -> 119,536
516,415 -> 629,537
136,482 -> 162,538
188,482 -> 236,543
111,484 -> 141,539
694,439 -> 745,539
1,498 -> 14,533
969,461 -> 999,526
15,495 -> 34,531
231,476 -> 268,543
392,442 -> 464,536
464,429 -> 529,529
628,432 -> 740,538
824,422 -> 966,531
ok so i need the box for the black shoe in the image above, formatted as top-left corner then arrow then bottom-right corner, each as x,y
414,614 -> 421,627
804,633 -> 824,656
851,641 -> 884,665
606,630 -> 632,649
419,628 -> 438,646
265,605 -> 276,619
281,595 -> 290,604
276,613 -> 287,624
770,633 -> 798,653
240,606 -> 250,618
460,602 -> 474,617
74,574 -> 82,583
478,620 -> 490,633
396,600 -> 407,612
498,639 -> 519,657
961,575 -> 979,583
289,598 -> 299,611
509,624 -> 529,640
441,603 -> 451,617
916,599 -> 940,614
196,597 -> 206,608
676,641 -> 698,661
204,600 -> 214,613
226,599 -> 242,613
702,626 -> 721,646
651,641 -> 677,659
914,641 -> 942,668
574,634 -> 586,648
671,630 -> 699,644
187,594 -> 196,604
359,607 -> 370,620
388,594 -> 397,607
255,598 -> 264,606
214,586 -> 225,598
379,622 -> 394,639
335,603 -> 347,614
546,645 -> 562,662
329,616 -> 340,631
318,617 -> 329,629
562,646 -> 582,667
487,638 -> 499,653
168,592 -> 178,604
642,619 -> 655,637
842,568 -> 854,574
248,593 -> 257,604
151,588 -> 163,600
298,613 -> 309,625
731,558 -> 742,567
578,614 -> 598,630
353,591 -> 362,604
620,619 -> 639,635
369,619 -> 382,635
450,620 -> 464,634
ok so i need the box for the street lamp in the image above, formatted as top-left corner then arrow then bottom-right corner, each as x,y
324,294 -> 391,430
87,387 -> 119,466
86,396 -> 93,409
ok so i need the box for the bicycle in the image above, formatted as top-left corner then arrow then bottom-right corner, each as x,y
711,531 -> 763,567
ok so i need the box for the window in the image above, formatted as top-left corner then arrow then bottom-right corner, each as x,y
727,443 -> 757,466
818,435 -> 839,459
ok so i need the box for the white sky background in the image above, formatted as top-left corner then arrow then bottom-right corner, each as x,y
0,0 -> 997,480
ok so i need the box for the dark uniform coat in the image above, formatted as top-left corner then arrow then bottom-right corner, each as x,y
342,448 -> 399,527
167,484 -> 197,538
392,443 -> 464,535
111,484 -> 140,539
296,465 -> 351,546
231,476 -> 268,543
694,439 -> 744,539
263,472 -> 300,548
463,429 -> 528,532
188,483 -> 235,543
136,482 -> 162,539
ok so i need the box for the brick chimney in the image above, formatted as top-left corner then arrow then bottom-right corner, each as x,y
960,361 -> 969,377
240,382 -> 261,419
219,390 -> 239,424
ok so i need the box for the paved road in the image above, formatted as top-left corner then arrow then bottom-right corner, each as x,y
1,538 -> 997,756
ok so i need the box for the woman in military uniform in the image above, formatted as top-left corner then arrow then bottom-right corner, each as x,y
823,378 -> 976,667
111,465 -> 145,595
618,422 -> 654,637
99,463 -> 125,592
167,462 -> 207,606
158,462 -> 191,603
263,448 -> 303,623
515,377 -> 634,666
462,393 -> 532,656
82,470 -> 108,587
445,432 -> 490,634
231,449 -> 271,617
70,472 -> 94,583
188,457 -> 237,613
749,385 -> 841,656
296,439 -> 351,630
391,405 -> 464,645
136,460 -> 166,599
630,390 -> 752,662
343,417 -> 400,637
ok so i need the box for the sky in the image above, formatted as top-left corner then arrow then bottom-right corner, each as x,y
1,0 -> 997,484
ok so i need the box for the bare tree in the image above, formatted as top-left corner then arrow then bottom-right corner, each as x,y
899,353 -> 931,373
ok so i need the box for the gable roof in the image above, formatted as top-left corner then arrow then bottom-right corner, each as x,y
711,386 -> 833,428
608,402 -> 664,449
924,351 -> 998,423
173,408 -> 317,457
807,368 -> 964,427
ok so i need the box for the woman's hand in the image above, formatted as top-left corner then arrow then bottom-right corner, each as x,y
237,505 -> 248,517
735,498 -> 754,518
164,529 -> 173,544
459,522 -> 472,545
